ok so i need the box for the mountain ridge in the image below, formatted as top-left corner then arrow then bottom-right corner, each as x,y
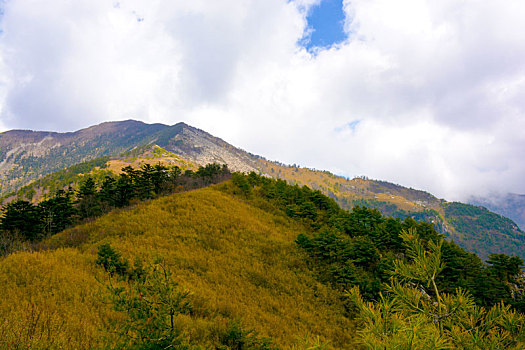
0,120 -> 259,195
1,119 -> 524,261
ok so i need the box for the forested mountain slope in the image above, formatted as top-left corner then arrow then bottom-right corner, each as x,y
471,193 -> 525,231
258,161 -> 525,260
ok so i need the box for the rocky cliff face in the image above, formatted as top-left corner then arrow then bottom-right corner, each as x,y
152,123 -> 260,174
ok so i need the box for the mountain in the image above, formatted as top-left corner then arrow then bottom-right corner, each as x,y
2,120 -> 524,260
470,193 -> 525,231
0,120 -> 259,196
257,162 -> 525,260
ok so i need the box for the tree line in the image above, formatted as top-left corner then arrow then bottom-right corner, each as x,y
0,163 -> 231,255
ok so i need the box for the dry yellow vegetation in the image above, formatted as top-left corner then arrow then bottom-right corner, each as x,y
0,182 -> 356,349
107,145 -> 197,174
0,249 -> 117,348
258,160 -> 428,213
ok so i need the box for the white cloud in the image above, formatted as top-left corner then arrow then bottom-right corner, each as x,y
1,0 -> 525,200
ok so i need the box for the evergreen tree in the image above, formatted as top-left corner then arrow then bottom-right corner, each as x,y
106,260 -> 193,348
487,254 -> 524,283
38,190 -> 75,236
76,176 -> 102,219
151,163 -> 169,195
115,173 -> 134,207
232,172 -> 251,196
348,228 -> 525,349
77,176 -> 97,199
98,176 -> 118,208
137,163 -> 155,199
0,200 -> 43,241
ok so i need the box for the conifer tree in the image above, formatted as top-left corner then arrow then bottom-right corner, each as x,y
0,200 -> 43,241
76,176 -> 101,219
38,189 -> 75,235
348,228 -> 525,349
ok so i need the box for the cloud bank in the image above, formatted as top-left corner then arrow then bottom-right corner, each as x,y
1,0 -> 525,200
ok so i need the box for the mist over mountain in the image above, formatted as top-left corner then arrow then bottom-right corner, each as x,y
470,193 -> 525,231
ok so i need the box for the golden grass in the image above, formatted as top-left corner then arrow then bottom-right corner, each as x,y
0,249 -> 117,349
0,183 -> 356,349
107,146 -> 197,174
258,159 -> 427,213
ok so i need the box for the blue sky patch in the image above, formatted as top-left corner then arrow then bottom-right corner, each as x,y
335,120 -> 361,133
302,0 -> 347,52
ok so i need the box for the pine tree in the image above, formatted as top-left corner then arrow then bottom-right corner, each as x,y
348,228 -> 525,349
0,200 -> 43,241
38,190 -> 75,235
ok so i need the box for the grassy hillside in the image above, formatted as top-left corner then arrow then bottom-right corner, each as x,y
0,184 -> 355,349
2,173 -> 524,349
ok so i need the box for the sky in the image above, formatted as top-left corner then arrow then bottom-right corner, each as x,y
0,0 -> 525,201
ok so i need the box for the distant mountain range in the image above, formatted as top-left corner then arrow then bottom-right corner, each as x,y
1,120 -> 524,260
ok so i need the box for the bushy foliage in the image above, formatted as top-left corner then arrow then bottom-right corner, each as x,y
348,229 -> 525,349
96,243 -> 131,278
105,259 -> 194,348
217,320 -> 276,350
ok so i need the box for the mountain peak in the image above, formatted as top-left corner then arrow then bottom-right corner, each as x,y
0,120 -> 260,195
